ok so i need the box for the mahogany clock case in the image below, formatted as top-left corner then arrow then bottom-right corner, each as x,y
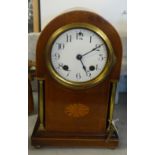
31,10 -> 122,148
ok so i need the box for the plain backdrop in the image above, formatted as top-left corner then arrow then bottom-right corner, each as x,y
40,0 -> 127,37
0,1 -> 155,155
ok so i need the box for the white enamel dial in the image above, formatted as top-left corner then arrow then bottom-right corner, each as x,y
51,28 -> 108,82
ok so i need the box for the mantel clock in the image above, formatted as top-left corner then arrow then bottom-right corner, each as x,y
31,10 -> 122,148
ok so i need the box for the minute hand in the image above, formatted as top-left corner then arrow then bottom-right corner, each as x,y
82,44 -> 104,57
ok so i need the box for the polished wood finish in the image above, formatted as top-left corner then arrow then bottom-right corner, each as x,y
32,119 -> 119,148
45,77 -> 110,133
31,10 -> 122,148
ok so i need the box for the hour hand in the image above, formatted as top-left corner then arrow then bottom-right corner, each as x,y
76,54 -> 88,75
79,59 -> 91,77
80,59 -> 87,75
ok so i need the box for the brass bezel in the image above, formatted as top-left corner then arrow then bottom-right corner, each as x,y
45,23 -> 115,89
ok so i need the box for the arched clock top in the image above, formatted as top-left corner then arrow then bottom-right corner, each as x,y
36,10 -> 122,86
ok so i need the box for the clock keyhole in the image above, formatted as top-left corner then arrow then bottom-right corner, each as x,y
89,66 -> 95,71
63,65 -> 69,71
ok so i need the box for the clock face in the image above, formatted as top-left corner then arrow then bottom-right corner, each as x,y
50,28 -> 108,83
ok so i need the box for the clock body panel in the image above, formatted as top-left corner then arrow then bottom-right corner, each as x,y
45,75 -> 111,133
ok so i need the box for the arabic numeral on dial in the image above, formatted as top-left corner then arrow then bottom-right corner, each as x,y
95,44 -> 101,51
57,63 -> 63,69
76,31 -> 83,40
98,54 -> 105,61
90,36 -> 92,43
53,53 -> 60,60
66,34 -> 72,42
76,73 -> 81,79
66,71 -> 70,77
95,64 -> 101,71
57,43 -> 65,50
87,72 -> 91,77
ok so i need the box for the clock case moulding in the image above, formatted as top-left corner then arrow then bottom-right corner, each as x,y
31,10 -> 122,148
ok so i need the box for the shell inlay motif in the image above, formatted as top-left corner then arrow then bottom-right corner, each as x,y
65,103 -> 89,118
